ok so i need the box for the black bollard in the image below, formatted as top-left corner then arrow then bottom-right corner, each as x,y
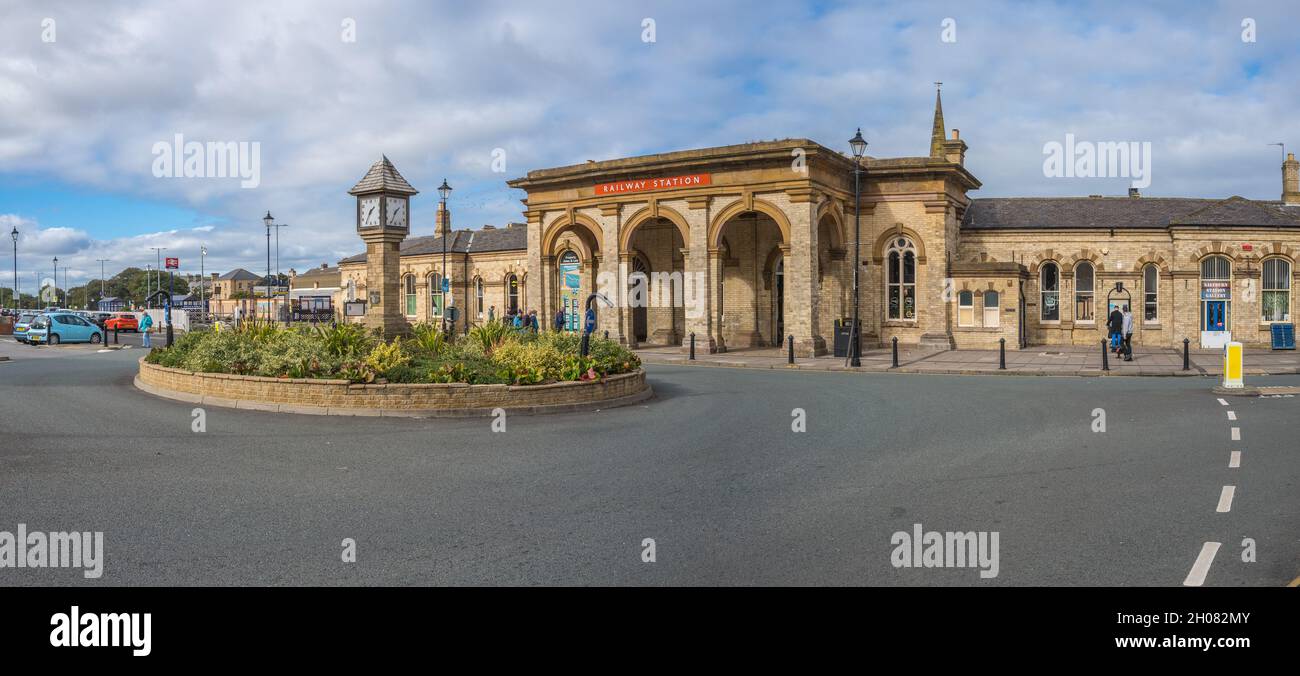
1101,338 -> 1109,371
689,332 -> 696,360
113,327 -> 119,345
999,337 -> 1006,370
787,334 -> 795,364
891,336 -> 899,368
1183,337 -> 1190,371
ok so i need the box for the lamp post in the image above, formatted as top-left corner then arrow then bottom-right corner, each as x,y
145,264 -> 152,309
200,245 -> 207,323
95,259 -> 109,309
10,226 -> 17,310
848,128 -> 868,367
149,247 -> 166,308
52,256 -> 58,308
438,179 -> 453,334
263,211 -> 274,324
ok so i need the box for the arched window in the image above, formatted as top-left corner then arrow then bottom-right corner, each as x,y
1040,262 -> 1060,321
403,275 -> 417,316
984,290 -> 1000,328
886,237 -> 916,320
475,278 -> 484,319
1142,264 -> 1158,322
428,272 -> 443,317
1074,262 -> 1095,322
506,273 -> 519,314
957,290 -> 974,327
1262,258 -> 1291,323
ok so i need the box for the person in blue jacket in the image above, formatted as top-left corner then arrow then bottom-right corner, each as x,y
139,312 -> 154,347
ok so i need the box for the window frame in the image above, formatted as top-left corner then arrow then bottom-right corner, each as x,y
1142,264 -> 1159,323
428,272 -> 444,317
1074,261 -> 1095,324
403,274 -> 417,317
1040,262 -> 1060,323
886,238 -> 917,321
1261,257 -> 1291,323
983,290 -> 1000,328
957,290 -> 974,327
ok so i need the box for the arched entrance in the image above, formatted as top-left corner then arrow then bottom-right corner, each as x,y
630,256 -> 649,342
713,209 -> 787,348
557,251 -> 582,331
624,215 -> 686,346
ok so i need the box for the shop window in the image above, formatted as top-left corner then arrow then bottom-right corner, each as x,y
1074,262 -> 1095,322
1040,262 -> 1060,321
1262,258 -> 1291,323
984,290 -> 1000,328
957,290 -> 974,327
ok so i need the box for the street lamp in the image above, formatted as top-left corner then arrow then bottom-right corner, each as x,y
149,247 -> 166,308
96,259 -> 109,309
10,226 -> 17,310
848,128 -> 868,367
263,211 -> 274,324
438,179 -> 452,334
52,256 -> 58,308
200,245 -> 207,323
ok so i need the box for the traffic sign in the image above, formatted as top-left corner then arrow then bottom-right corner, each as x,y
165,257 -> 179,269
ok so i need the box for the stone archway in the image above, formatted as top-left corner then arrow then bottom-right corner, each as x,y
712,208 -> 788,348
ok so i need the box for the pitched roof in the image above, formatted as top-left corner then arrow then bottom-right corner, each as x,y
962,196 -> 1300,230
339,225 -> 527,265
348,155 -> 419,196
218,268 -> 262,281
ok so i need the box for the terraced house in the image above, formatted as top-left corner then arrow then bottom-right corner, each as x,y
343,90 -> 1300,353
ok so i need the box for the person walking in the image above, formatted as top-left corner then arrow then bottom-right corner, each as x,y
488,305 -> 495,323
1121,305 -> 1135,361
554,308 -> 565,332
139,311 -> 154,348
529,310 -> 539,334
512,312 -> 523,330
1107,306 -> 1123,353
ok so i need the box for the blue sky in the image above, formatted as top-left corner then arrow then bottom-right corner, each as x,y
1,0 -> 1298,289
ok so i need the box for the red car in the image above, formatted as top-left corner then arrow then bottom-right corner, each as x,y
104,314 -> 139,332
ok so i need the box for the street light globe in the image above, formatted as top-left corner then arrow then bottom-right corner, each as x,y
849,128 -> 868,159
10,226 -> 17,242
263,211 -> 274,227
438,178 -> 452,201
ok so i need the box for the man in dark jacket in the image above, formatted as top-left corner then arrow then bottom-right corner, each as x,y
554,308 -> 565,332
1107,307 -> 1124,352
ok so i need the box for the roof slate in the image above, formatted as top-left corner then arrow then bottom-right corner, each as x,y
348,155 -> 419,196
962,196 -> 1300,230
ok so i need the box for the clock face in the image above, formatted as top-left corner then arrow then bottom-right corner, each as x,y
385,198 -> 407,228
358,197 -> 380,228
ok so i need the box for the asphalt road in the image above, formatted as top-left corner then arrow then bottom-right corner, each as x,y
1,338 -> 1296,586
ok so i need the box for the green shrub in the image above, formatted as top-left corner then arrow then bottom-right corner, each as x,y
365,338 -> 410,376
468,319 -> 512,356
409,322 -> 447,356
312,322 -> 372,358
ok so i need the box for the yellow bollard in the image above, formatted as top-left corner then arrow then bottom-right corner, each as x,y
1221,341 -> 1243,389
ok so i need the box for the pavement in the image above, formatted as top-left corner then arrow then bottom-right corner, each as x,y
637,343 -> 1300,376
0,340 -> 1296,586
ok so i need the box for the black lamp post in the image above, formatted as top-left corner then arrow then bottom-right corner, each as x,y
848,128 -> 868,367
10,226 -> 17,310
438,179 -> 452,334
52,256 -> 58,308
263,211 -> 273,324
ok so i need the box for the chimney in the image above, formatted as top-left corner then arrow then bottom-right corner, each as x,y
1128,188 -> 1141,198
436,201 -> 452,237
1284,152 -> 1300,205
482,224 -> 495,230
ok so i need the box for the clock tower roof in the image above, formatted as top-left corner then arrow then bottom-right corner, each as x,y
348,155 -> 419,196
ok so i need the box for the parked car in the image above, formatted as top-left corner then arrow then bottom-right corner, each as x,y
13,312 -> 40,343
104,313 -> 139,332
26,312 -> 106,345
87,312 -> 114,327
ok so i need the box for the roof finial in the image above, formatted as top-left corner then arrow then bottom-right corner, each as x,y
930,82 -> 946,158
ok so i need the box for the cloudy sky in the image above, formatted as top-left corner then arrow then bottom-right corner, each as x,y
1,0 -> 1298,290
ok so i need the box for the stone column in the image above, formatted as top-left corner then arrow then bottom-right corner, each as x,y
683,197 -> 714,352
596,205 -> 622,341
361,231 -> 409,338
783,197 -> 825,356
526,211 -> 544,322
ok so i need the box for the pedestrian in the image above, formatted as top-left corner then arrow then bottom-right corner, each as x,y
1121,305 -> 1134,361
139,311 -> 154,348
1107,306 -> 1123,353
512,312 -> 523,329
529,310 -> 539,334
488,305 -> 495,322
554,308 -> 565,332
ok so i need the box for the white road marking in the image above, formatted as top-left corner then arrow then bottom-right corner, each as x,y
1229,451 -> 1241,468
1217,398 -> 1228,406
1184,542 -> 1221,586
1226,411 -> 1236,420
1216,486 -> 1236,513
1230,427 -> 1240,441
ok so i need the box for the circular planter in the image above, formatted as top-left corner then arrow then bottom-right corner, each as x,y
134,357 -> 652,417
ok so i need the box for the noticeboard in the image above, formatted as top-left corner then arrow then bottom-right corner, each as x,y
344,301 -> 366,317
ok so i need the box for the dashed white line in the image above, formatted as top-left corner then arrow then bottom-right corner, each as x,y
1184,542 -> 1221,586
1216,486 -> 1236,513
1230,427 -> 1240,441
1226,411 -> 1236,420
1217,398 -> 1229,406
1229,451 -> 1241,468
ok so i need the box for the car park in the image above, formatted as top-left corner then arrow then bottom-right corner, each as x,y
26,312 -> 106,345
104,313 -> 139,331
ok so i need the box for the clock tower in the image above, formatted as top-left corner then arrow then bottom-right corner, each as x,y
349,155 -> 418,337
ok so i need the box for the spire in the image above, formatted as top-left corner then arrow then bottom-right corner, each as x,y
929,82 -> 946,158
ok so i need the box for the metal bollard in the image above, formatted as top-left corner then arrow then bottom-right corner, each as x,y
1182,337 -> 1190,371
113,327 -> 119,345
787,334 -> 795,364
999,337 -> 1006,370
1101,338 -> 1109,371
891,336 -> 899,368
689,332 -> 696,360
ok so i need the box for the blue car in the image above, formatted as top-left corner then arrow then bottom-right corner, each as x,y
25,312 -> 107,346
12,312 -> 39,343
